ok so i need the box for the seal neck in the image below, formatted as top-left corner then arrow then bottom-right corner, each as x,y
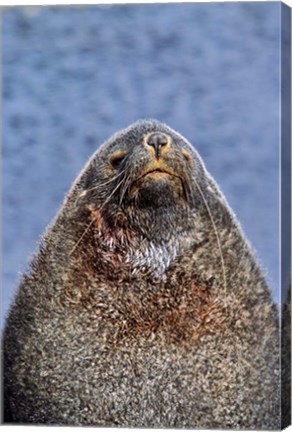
125,233 -> 197,278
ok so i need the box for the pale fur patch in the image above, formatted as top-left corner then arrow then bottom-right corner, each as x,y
126,234 -> 196,277
126,242 -> 178,277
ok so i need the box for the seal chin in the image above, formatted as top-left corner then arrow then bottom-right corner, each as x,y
131,174 -> 185,209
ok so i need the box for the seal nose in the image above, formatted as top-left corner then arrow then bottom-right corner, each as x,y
146,132 -> 170,159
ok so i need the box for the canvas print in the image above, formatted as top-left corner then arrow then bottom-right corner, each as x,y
2,2 -> 291,429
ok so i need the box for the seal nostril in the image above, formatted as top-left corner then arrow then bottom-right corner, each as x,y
146,133 -> 170,158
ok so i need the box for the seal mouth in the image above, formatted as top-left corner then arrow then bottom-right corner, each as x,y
125,162 -> 194,209
137,166 -> 182,181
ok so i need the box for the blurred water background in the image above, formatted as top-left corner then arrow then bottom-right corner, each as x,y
2,3 -> 280,327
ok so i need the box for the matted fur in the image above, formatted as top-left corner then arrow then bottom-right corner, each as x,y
3,120 -> 280,428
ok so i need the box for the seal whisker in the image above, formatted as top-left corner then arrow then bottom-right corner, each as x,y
71,176 -> 127,256
69,218 -> 95,256
182,176 -> 195,208
193,177 -> 228,312
119,173 -> 133,206
99,176 -> 127,211
84,168 -> 127,194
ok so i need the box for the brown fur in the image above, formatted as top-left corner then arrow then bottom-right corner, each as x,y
3,120 -> 280,428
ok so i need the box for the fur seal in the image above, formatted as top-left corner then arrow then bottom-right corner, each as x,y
4,119 -> 280,428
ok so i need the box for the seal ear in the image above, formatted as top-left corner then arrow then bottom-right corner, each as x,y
181,149 -> 192,164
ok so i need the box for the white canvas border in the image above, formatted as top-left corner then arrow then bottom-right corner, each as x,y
1,1 -> 291,432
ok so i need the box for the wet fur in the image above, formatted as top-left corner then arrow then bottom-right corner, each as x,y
3,120 -> 280,428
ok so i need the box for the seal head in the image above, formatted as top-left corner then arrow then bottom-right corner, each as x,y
70,120 -> 208,276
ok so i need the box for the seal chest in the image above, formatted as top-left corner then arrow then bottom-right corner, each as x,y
4,120 -> 280,428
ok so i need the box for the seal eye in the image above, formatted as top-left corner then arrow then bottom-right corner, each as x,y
110,151 -> 127,169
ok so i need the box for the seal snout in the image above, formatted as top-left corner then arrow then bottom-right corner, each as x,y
145,132 -> 171,159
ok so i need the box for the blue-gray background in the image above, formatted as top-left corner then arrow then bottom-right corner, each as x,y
2,3 -> 280,327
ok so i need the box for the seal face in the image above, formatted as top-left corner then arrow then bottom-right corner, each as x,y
75,120 -> 204,276
3,120 -> 280,429
81,121 -> 198,226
